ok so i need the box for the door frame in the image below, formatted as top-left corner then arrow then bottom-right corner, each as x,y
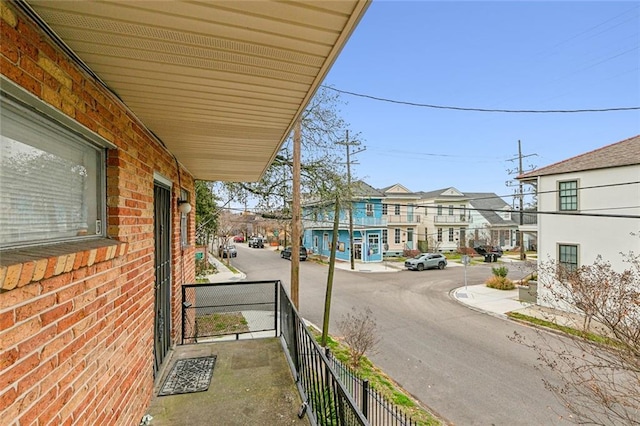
153,180 -> 172,377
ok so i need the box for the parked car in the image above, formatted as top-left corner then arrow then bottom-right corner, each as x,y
281,246 -> 308,261
404,253 -> 447,271
218,245 -> 237,258
233,235 -> 245,243
248,237 -> 264,248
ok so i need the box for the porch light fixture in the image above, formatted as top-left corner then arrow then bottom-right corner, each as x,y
177,199 -> 192,214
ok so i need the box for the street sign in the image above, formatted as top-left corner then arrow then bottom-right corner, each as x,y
462,255 -> 470,266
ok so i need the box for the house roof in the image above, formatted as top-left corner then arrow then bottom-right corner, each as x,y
416,187 -> 466,200
352,180 -> 385,198
466,193 -> 517,226
518,134 -> 640,179
22,1 -> 370,182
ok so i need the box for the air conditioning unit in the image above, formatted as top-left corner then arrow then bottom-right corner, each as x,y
366,211 -> 373,216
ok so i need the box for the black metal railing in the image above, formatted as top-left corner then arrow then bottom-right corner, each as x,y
181,280 -> 278,344
280,288 -> 368,426
181,280 -> 420,425
327,349 -> 419,425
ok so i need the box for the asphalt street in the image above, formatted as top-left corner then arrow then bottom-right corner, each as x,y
229,244 -> 572,425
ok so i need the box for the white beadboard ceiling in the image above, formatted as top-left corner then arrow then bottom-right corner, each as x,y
25,0 -> 370,182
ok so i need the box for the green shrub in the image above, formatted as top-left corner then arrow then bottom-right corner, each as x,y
491,265 -> 509,278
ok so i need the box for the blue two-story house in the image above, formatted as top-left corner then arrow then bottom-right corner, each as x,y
302,181 -> 386,263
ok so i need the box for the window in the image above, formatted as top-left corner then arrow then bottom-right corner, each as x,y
437,228 -> 443,242
559,244 -> 578,275
1,93 -> 105,248
394,204 -> 400,215
180,189 -> 189,247
394,228 -> 401,244
382,229 -> 387,245
382,204 -> 387,215
559,180 -> 578,211
449,205 -> 454,215
437,205 -> 443,215
366,203 -> 373,216
448,227 -> 454,242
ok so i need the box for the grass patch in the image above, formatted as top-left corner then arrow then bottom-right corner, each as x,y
506,312 -> 618,347
311,328 -> 441,425
195,277 -> 209,283
196,312 -> 249,336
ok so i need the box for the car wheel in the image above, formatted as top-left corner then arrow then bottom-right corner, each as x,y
438,262 -> 445,270
417,263 -> 424,271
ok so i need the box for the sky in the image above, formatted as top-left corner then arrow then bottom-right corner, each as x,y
321,0 -> 640,204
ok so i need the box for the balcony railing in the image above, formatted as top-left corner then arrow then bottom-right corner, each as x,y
181,280 -> 419,425
385,214 -> 421,224
433,215 -> 470,224
304,216 -> 387,229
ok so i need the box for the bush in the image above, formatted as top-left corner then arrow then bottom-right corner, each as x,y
485,276 -> 515,290
491,265 -> 509,278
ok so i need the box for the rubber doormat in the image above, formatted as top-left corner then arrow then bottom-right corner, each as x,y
158,356 -> 217,396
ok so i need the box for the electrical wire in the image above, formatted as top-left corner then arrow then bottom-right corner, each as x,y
321,86 -> 640,113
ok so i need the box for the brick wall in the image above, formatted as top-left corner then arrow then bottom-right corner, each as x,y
0,2 -> 195,425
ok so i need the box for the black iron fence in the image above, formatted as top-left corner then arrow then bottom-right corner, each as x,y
327,349 -> 420,425
181,280 -> 420,425
181,280 -> 278,344
280,288 -> 368,426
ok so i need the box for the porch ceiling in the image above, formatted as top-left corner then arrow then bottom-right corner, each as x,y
24,0 -> 369,182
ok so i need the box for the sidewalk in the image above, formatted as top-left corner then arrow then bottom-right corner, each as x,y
206,252 -> 246,283
451,283 -> 593,331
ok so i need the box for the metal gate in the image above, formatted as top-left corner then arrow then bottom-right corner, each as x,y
153,183 -> 172,376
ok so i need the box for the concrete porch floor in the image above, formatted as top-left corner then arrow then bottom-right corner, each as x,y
145,338 -> 310,426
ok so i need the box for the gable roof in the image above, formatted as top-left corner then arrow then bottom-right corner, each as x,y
416,187 -> 466,200
466,193 -> 517,226
352,180 -> 385,198
518,135 -> 640,179
379,183 -> 413,194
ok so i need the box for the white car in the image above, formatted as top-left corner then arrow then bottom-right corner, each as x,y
404,253 -> 447,271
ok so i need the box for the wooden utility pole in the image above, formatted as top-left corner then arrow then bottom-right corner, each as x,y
291,119 -> 302,308
337,131 -> 365,270
518,140 -> 526,261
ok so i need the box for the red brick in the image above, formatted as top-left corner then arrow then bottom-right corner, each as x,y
0,310 -> 15,330
17,324 -> 56,358
0,352 -> 39,390
40,301 -> 72,326
0,317 -> 41,352
0,347 -> 19,371
40,329 -> 73,361
17,260 -> 35,287
17,355 -> 56,393
15,294 -> 56,322
0,282 -> 41,311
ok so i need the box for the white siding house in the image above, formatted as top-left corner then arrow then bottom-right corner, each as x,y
518,135 -> 640,311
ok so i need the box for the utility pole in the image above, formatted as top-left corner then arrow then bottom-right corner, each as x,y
291,119 -> 301,308
518,140 -> 525,261
338,131 -> 365,270
506,140 -> 537,261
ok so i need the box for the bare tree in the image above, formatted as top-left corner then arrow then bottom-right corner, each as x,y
513,251 -> 639,425
337,306 -> 381,369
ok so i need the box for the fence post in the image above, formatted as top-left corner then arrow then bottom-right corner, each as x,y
362,379 -> 369,420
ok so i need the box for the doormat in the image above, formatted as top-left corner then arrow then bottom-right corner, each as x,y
158,356 -> 217,396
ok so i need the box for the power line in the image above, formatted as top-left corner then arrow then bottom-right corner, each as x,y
321,86 -> 640,113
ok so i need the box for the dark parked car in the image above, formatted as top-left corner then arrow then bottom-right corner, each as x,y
248,237 -> 264,248
218,244 -> 237,258
404,253 -> 447,271
281,246 -> 308,261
